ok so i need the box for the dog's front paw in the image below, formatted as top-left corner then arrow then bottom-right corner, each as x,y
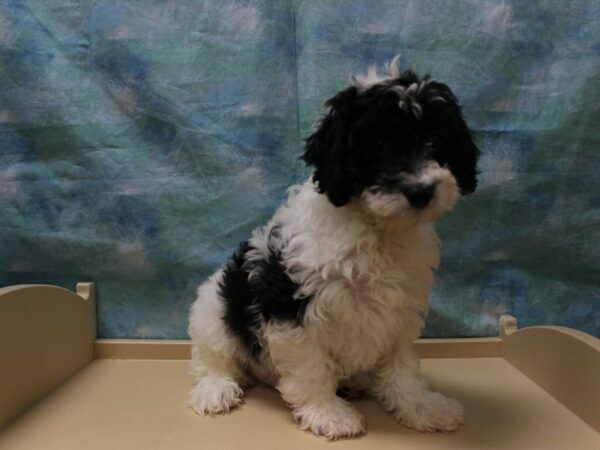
189,375 -> 243,415
294,397 -> 366,440
395,391 -> 464,432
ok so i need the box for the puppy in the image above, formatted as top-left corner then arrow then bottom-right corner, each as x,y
188,56 -> 479,439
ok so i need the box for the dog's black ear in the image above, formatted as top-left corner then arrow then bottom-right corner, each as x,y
421,81 -> 480,195
303,87 -> 359,207
450,126 -> 480,195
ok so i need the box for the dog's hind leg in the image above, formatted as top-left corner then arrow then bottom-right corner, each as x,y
188,347 -> 245,415
188,274 -> 246,415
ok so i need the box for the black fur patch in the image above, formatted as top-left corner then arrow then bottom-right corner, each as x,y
219,238 -> 310,358
219,241 -> 262,356
303,69 -> 480,206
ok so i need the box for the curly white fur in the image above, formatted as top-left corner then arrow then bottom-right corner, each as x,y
188,172 -> 464,439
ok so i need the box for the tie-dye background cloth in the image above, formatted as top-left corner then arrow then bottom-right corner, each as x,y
1,1 -> 599,338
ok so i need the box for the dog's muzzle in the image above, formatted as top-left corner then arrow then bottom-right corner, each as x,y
402,183 -> 436,209
360,163 -> 459,220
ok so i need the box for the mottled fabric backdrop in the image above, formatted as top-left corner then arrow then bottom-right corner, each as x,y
1,0 -> 599,338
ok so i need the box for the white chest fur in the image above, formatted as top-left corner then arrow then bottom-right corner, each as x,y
253,181 -> 441,376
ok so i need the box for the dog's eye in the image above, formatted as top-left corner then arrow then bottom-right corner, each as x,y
374,139 -> 386,152
423,136 -> 441,151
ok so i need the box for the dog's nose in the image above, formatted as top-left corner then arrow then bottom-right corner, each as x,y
404,184 -> 435,209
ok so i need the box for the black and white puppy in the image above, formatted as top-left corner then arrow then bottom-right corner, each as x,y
188,57 -> 479,439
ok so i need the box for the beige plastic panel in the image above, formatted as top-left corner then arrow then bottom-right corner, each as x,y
0,283 -> 96,428
2,282 -> 599,449
94,339 -> 192,360
93,337 -> 502,360
500,315 -> 600,433
1,358 -> 599,450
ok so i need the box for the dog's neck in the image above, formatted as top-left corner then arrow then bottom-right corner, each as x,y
271,180 -> 440,273
348,196 -> 424,236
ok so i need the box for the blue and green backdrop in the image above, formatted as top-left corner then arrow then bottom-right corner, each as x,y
1,0 -> 599,338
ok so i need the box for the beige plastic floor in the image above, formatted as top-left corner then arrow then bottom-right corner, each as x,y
1,358 -> 598,450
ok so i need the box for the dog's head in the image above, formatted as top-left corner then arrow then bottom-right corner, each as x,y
303,57 -> 479,222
